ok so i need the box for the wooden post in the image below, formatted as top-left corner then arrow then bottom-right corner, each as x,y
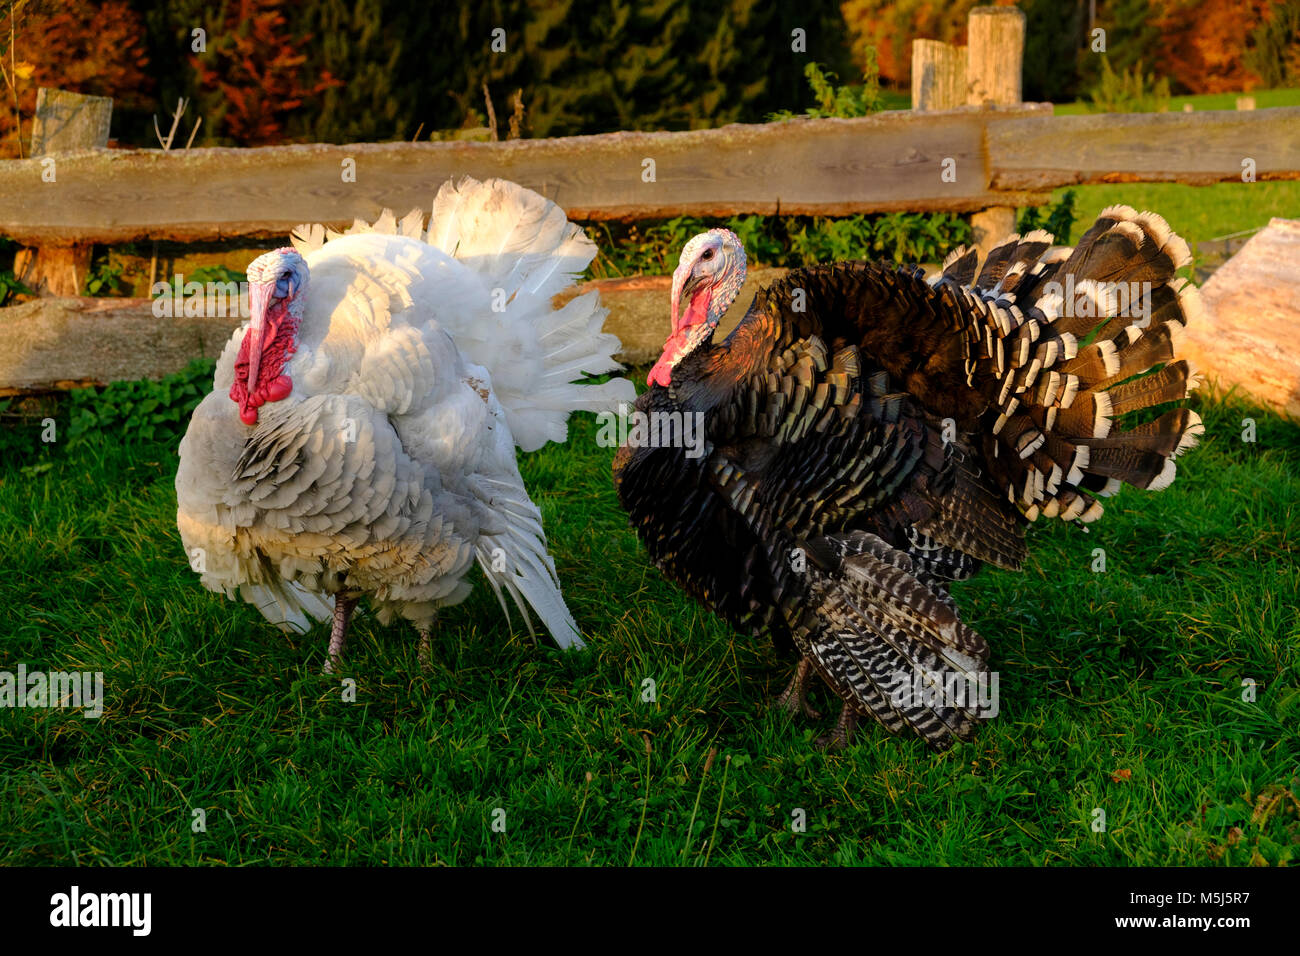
13,88 -> 113,297
911,39 -> 967,111
967,6 -> 1025,255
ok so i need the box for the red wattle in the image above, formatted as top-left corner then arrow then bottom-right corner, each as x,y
231,294 -> 299,422
265,375 -> 292,401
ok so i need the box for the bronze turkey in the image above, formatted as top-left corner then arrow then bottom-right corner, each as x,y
614,206 -> 1204,750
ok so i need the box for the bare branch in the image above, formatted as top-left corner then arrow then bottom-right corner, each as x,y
482,81 -> 497,142
508,88 -> 524,140
154,97 -> 188,151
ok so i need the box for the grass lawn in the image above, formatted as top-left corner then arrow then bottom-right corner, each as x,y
1,373 -> 1297,866
1053,87 -> 1300,114
1048,181 -> 1299,251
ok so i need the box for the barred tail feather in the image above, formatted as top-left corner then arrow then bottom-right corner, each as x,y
939,206 -> 1204,523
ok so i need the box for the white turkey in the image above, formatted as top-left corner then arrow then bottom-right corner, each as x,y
176,176 -> 634,671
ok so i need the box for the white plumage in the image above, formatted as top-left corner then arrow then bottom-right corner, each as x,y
176,176 -> 634,665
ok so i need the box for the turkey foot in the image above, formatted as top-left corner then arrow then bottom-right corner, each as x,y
323,592 -> 358,674
775,657 -> 822,720
814,706 -> 859,751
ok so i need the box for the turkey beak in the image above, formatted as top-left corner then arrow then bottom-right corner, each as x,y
246,281 -> 275,390
671,264 -> 701,332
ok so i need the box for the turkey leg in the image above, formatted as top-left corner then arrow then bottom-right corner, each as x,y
776,657 -> 823,719
815,706 -> 860,751
323,593 -> 358,674
417,612 -> 438,674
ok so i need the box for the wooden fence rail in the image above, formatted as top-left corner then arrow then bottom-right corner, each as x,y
2,105 -> 1298,247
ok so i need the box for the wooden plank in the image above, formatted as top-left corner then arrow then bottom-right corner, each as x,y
1180,218 -> 1300,419
0,272 -> 772,391
0,297 -> 238,395
990,107 -> 1300,189
3,259 -> 959,393
0,106 -> 1052,245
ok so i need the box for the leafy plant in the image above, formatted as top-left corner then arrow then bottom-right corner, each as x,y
66,358 -> 216,447
1018,190 -> 1079,243
0,236 -> 33,305
0,269 -> 34,306
768,56 -> 886,121
587,210 -> 971,278
82,258 -> 127,297
189,264 -> 249,286
1087,56 -> 1171,113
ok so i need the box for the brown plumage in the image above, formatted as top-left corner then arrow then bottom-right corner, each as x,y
614,207 -> 1204,750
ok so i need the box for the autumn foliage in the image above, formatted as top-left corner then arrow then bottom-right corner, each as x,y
191,0 -> 341,145
0,0 -> 152,158
839,0 -> 1297,97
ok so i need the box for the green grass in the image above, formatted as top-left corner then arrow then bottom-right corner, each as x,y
1053,87 -> 1300,115
1047,181 -> 1300,250
1,377 -> 1297,866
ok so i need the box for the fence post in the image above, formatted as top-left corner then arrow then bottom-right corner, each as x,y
911,39 -> 967,111
13,88 -> 113,298
966,6 -> 1026,254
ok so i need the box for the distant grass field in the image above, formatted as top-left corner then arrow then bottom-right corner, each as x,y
1051,180 -> 1298,251
1053,87 -> 1300,114
1,377 -> 1296,866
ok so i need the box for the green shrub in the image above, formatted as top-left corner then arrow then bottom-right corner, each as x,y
587,211 -> 972,277
768,56 -> 885,121
67,358 -> 216,448
0,237 -> 33,306
1018,189 -> 1078,242
1087,56 -> 1171,113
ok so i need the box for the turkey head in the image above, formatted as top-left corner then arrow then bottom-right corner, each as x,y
647,228 -> 747,387
230,247 -> 309,425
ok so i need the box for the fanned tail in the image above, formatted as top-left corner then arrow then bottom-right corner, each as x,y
933,206 -> 1205,523
427,176 -> 634,450
291,176 -> 636,453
